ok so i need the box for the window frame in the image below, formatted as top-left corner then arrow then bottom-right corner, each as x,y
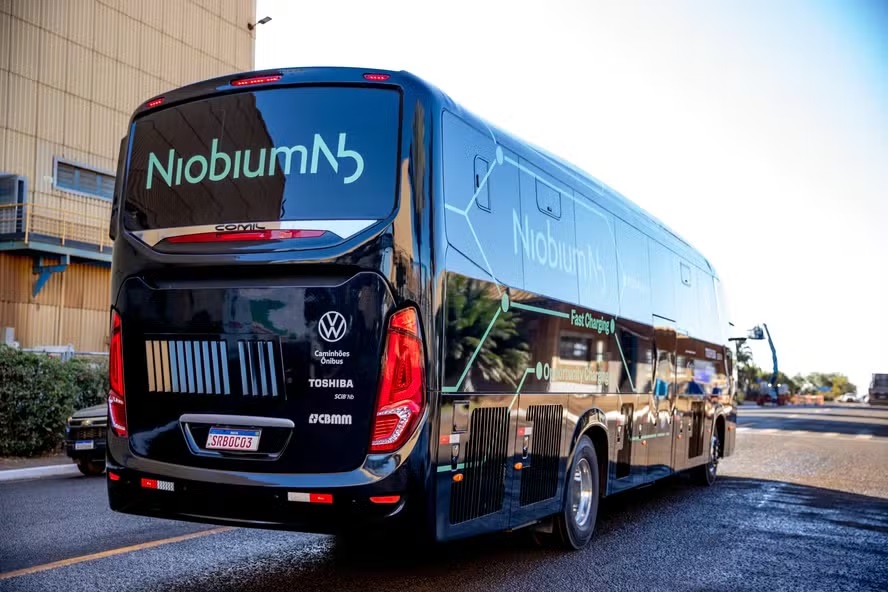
52,157 -> 116,201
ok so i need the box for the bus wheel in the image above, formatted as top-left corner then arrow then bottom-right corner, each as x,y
552,435 -> 599,550
692,433 -> 720,486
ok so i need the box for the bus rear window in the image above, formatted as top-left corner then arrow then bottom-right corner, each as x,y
123,86 -> 401,231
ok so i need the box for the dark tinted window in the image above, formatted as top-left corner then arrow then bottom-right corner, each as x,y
123,86 -> 401,230
56,161 -> 115,200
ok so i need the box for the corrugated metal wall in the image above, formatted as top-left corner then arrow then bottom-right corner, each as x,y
0,0 -> 256,352
0,253 -> 110,351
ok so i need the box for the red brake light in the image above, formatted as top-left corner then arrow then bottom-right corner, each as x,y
363,73 -> 390,81
370,308 -> 425,453
146,97 -> 164,108
231,74 -> 282,87
108,310 -> 127,437
166,229 -> 324,244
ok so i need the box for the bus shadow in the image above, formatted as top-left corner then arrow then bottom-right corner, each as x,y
153,476 -> 888,592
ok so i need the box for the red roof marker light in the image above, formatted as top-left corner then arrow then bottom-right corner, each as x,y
146,97 -> 164,108
363,73 -> 390,81
231,74 -> 282,87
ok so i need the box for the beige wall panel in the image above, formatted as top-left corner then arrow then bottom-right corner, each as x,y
218,20 -> 237,66
66,43 -> 93,99
116,62 -> 142,114
34,139 -> 57,193
220,0 -> 237,25
91,52 -> 116,110
140,25 -> 163,78
89,102 -> 118,157
39,0 -> 68,38
62,308 -> 109,351
8,18 -> 40,81
117,14 -> 141,68
39,31 -> 68,91
67,263 -> 111,311
0,128 -> 7,168
36,84 -> 65,145
0,12 -> 11,72
160,34 -> 180,87
183,2 -> 204,51
235,29 -> 252,70
202,52 -> 218,81
9,0 -> 40,27
202,14 -> 220,57
94,3 -> 119,58
237,0 -> 255,33
4,129 -> 36,178
196,0 -> 221,15
0,253 -> 31,302
179,51 -> 200,87
66,0 -> 96,49
63,94 -> 91,152
161,0 -> 183,39
0,0 -> 9,15
142,0 -> 163,31
0,69 -> 8,130
118,0 -> 139,20
7,73 -> 36,134
139,71 -> 158,105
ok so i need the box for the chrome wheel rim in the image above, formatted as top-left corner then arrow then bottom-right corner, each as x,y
708,436 -> 719,479
570,457 -> 594,527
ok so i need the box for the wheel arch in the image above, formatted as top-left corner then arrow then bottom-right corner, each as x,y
570,408 -> 609,498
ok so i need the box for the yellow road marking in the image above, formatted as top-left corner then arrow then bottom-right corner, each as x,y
0,527 -> 233,581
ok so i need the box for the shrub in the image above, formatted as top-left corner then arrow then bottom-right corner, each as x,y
0,346 -> 109,457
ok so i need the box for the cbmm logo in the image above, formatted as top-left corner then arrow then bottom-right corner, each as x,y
318,311 -> 347,343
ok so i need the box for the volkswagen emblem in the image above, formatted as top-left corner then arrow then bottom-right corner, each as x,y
318,311 -> 348,343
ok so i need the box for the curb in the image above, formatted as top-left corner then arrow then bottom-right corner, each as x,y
0,463 -> 82,483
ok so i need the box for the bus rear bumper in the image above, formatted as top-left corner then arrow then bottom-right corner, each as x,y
106,464 -> 413,534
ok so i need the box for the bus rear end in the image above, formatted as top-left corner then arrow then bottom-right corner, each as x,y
106,69 -> 433,535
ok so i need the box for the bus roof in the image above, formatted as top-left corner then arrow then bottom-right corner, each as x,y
137,66 -> 717,276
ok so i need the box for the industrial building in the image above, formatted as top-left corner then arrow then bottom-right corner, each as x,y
0,0 -> 257,352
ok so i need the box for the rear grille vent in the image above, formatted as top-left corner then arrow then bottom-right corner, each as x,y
519,404 -> 563,506
145,339 -> 231,395
449,406 -> 509,525
237,340 -> 280,397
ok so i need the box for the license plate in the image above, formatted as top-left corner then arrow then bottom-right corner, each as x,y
205,427 -> 261,452
75,440 -> 95,451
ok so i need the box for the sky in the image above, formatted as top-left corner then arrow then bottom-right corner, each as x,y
253,0 -> 887,392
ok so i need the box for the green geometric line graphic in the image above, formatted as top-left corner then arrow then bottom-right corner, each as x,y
445,307 -> 502,393
614,332 -> 636,393
508,367 -> 537,410
511,301 -> 570,319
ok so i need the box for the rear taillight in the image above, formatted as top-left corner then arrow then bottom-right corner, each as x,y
108,310 -> 127,437
370,308 -> 425,453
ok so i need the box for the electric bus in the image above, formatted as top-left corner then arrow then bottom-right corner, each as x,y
106,67 -> 737,549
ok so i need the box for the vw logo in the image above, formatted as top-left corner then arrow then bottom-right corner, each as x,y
318,311 -> 348,343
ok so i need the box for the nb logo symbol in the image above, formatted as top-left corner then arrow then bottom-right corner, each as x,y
318,311 -> 347,343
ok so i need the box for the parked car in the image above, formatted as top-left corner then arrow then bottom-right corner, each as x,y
65,404 -> 107,476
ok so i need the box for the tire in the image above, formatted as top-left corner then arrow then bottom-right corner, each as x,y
692,431 -> 720,487
77,459 -> 106,476
551,435 -> 599,550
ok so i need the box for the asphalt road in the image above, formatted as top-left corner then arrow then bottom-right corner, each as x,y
1,403 -> 886,592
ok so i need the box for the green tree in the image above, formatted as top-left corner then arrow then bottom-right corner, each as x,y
444,277 -> 530,390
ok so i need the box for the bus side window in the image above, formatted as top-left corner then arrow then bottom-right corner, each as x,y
536,179 -> 561,219
474,156 -> 491,211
